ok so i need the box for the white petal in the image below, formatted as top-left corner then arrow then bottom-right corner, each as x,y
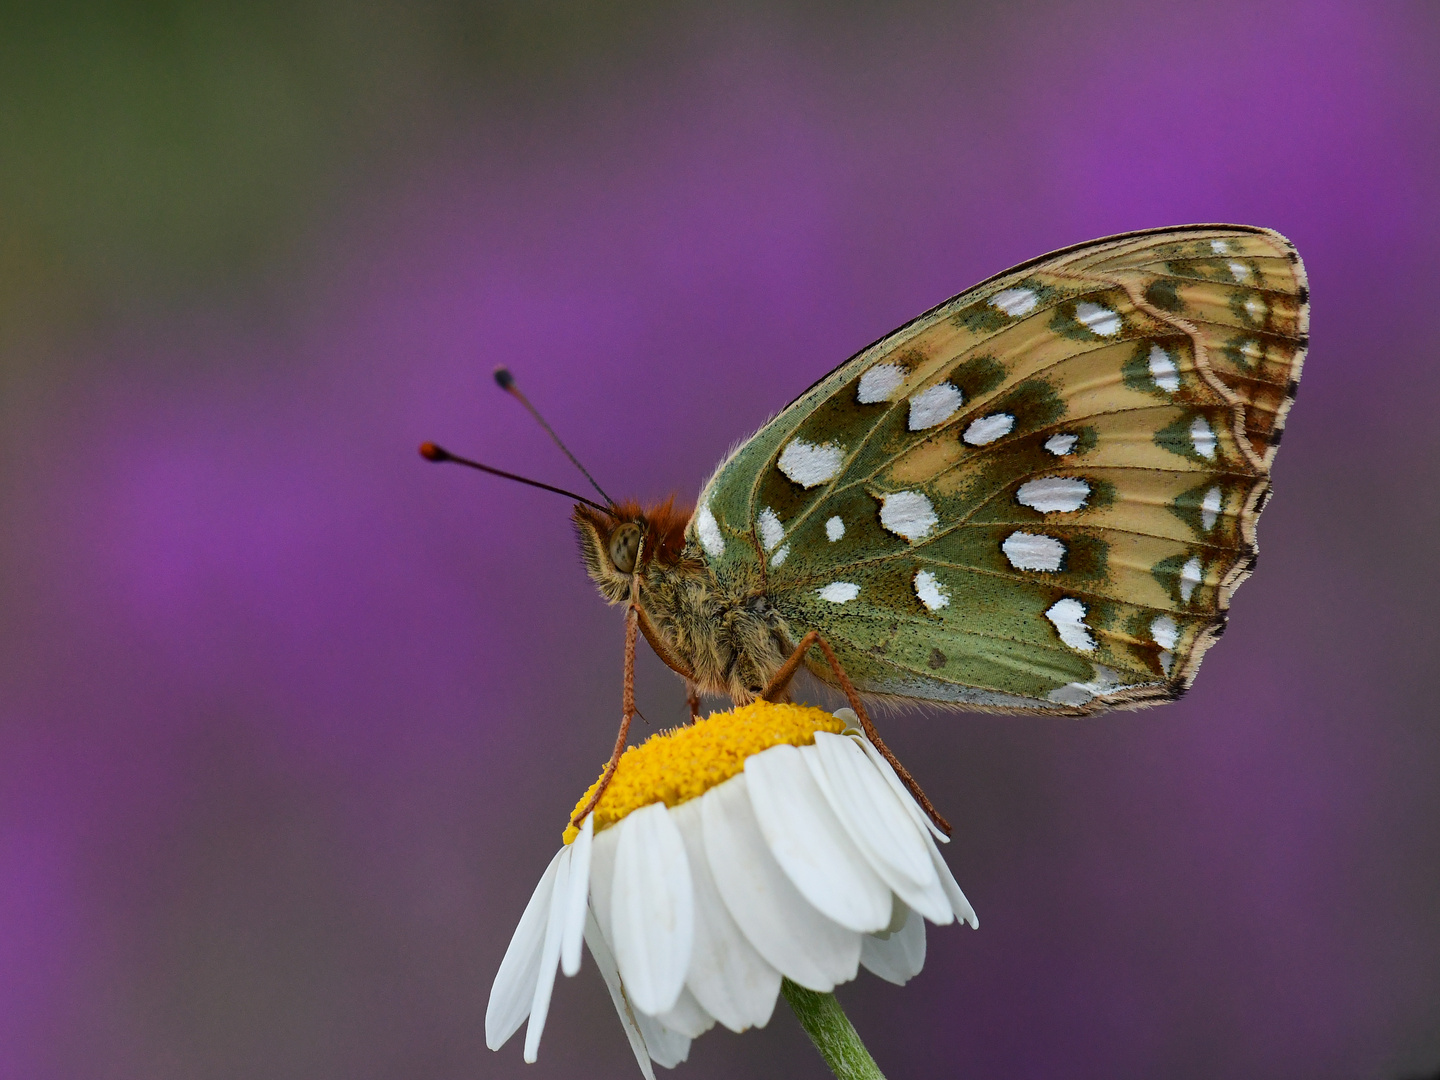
656,986 -> 717,1040
589,823 -> 620,942
485,847 -> 563,1051
860,901 -> 927,986
611,803 -> 695,1017
701,774 -> 861,991
923,832 -> 978,929
670,799 -> 781,1033
584,909 -> 658,1080
853,736 -> 950,843
744,744 -> 893,933
523,845 -> 571,1062
805,735 -> 951,925
561,815 -> 593,976
633,1008 -> 691,1069
860,745 -> 975,928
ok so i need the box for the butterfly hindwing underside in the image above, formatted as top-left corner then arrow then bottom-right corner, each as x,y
688,225 -> 1307,715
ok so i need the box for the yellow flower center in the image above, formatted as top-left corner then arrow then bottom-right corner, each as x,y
563,701 -> 845,844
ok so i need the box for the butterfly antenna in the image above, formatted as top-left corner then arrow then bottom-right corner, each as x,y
493,366 -> 617,509
418,442 -> 613,514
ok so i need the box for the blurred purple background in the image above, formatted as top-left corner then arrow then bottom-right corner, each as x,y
2,2 -> 1438,1077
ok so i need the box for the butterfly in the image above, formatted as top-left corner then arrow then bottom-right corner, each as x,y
570,225 -> 1307,718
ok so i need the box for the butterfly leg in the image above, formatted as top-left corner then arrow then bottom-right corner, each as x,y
758,633 -> 813,703
763,631 -> 952,837
685,680 -> 702,724
570,575 -> 641,828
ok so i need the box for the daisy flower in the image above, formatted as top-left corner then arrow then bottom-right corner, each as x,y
485,701 -> 976,1077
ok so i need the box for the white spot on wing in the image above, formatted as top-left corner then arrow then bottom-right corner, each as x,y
1017,477 -> 1090,513
1201,486 -> 1222,531
1244,294 -> 1266,321
818,581 -> 860,604
770,543 -> 790,568
778,439 -> 844,488
1002,531 -> 1065,572
1240,338 -> 1264,363
1150,616 -> 1179,674
879,491 -> 938,541
758,507 -> 784,552
1189,415 -> 1217,459
964,413 -> 1015,446
1228,260 -> 1251,282
825,515 -> 845,542
908,382 -> 964,430
1048,663 -> 1121,704
1179,556 -> 1203,602
1046,597 -> 1096,652
857,363 -> 905,404
913,569 -> 949,611
1150,614 -> 1178,651
990,287 -> 1038,317
695,504 -> 724,558
1148,344 -> 1180,392
1210,239 -> 1231,255
1075,300 -> 1122,336
1044,433 -> 1078,456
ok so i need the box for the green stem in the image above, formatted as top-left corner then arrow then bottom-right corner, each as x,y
781,978 -> 887,1080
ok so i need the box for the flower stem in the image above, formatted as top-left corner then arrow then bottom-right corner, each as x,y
781,978 -> 886,1080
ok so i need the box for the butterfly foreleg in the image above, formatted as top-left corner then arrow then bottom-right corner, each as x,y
757,631 -> 814,704
763,630 -> 952,838
570,573 -> 642,828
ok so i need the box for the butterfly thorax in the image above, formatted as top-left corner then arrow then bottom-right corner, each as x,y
574,501 -> 793,702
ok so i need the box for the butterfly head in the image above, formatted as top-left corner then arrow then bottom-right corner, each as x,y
574,498 -> 692,602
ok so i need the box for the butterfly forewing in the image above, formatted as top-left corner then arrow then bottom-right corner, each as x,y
689,226 -> 1306,715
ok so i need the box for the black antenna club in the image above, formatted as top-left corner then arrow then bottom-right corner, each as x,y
418,442 -> 612,514
493,366 -> 616,508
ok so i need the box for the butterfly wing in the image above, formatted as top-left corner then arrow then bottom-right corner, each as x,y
687,225 -> 1307,715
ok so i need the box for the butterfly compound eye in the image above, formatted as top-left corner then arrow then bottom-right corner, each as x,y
608,523 -> 642,574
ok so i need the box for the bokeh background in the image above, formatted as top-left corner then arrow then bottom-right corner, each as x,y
3,2 -> 1438,1078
